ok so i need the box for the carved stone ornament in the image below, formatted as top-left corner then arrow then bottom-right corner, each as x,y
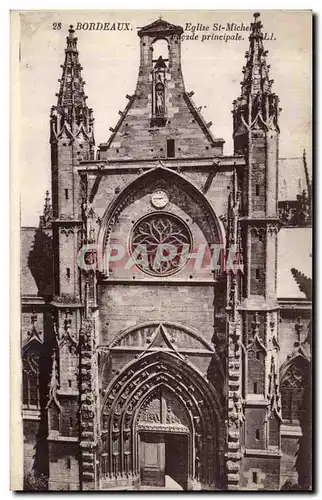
267,222 -> 280,236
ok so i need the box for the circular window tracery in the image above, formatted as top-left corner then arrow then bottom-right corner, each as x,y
130,212 -> 192,276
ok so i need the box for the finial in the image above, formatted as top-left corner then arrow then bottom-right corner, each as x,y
66,24 -> 77,51
68,24 -> 75,38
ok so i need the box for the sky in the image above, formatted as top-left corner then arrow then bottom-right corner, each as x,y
16,10 -> 312,226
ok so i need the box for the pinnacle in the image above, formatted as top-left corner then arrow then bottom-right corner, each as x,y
50,26 -> 95,144
232,14 -> 280,145
40,189 -> 52,228
44,190 -> 51,210
56,27 -> 85,108
236,12 -> 272,99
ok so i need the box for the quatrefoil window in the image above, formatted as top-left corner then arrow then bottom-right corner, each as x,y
130,212 -> 192,276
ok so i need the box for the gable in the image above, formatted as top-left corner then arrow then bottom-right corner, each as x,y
99,18 -> 224,161
138,18 -> 184,37
99,91 -> 224,161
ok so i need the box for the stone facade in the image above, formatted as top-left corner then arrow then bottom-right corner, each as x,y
21,14 -> 312,491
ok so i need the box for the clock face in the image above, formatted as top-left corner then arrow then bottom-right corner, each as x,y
151,190 -> 169,209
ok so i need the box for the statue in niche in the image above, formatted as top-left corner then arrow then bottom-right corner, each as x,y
155,76 -> 165,116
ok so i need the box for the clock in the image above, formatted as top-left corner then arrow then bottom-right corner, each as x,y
151,190 -> 169,209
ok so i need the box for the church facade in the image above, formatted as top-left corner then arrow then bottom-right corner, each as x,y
21,14 -> 312,491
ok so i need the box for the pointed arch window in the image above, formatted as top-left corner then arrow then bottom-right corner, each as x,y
247,340 -> 266,395
280,359 -> 308,424
268,412 -> 280,447
22,350 -> 40,408
48,401 -> 61,432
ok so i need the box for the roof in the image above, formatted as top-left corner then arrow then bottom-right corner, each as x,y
277,227 -> 312,299
21,227 -> 53,298
279,157 -> 311,202
183,92 -> 225,147
138,18 -> 183,37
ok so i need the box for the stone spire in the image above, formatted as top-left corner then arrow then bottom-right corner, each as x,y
233,12 -> 281,152
39,190 -> 53,228
240,13 -> 272,97
50,25 -> 95,143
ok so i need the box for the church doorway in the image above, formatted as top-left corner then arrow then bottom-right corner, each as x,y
100,351 -> 225,489
139,431 -> 188,489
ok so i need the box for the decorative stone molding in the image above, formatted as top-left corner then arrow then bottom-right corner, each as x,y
226,317 -> 243,489
267,222 -> 280,236
57,309 -> 78,351
79,317 -> 98,489
23,311 -> 43,347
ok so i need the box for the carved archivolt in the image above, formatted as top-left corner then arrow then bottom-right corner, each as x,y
100,351 -> 225,488
108,321 -> 215,353
97,166 -> 225,256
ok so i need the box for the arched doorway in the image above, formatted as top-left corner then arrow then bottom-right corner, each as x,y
137,385 -> 190,489
99,351 -> 225,490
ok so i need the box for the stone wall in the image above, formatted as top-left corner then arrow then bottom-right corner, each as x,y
98,284 -> 215,344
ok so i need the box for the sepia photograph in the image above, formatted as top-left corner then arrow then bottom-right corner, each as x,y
12,9 -> 312,491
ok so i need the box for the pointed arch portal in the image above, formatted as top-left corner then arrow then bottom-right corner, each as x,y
99,351 -> 225,490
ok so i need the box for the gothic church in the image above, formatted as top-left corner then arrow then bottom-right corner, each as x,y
21,13 -> 312,491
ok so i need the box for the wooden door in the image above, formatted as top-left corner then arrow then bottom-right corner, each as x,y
140,433 -> 165,486
165,434 -> 188,489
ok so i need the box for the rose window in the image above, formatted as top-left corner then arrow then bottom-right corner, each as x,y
130,213 -> 192,276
